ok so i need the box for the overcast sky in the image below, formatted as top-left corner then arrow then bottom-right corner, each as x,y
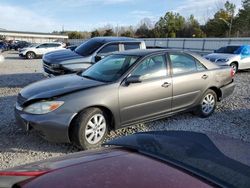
0,0 -> 242,32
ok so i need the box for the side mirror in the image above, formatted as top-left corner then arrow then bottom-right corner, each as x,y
95,55 -> 105,62
125,75 -> 141,85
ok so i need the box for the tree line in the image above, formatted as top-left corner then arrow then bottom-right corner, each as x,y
55,0 -> 250,39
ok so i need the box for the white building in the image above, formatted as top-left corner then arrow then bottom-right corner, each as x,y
0,30 -> 68,43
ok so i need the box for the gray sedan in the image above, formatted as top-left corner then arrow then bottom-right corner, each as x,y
15,49 -> 235,149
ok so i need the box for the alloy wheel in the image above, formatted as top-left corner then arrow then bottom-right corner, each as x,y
201,93 -> 215,114
85,114 -> 106,144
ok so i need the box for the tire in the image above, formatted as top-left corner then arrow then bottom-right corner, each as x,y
230,63 -> 238,74
71,108 -> 109,150
26,51 -> 36,59
194,89 -> 217,118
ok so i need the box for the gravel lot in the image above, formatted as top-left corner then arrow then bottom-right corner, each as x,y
0,51 -> 250,170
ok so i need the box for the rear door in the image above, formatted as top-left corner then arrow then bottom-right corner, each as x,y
168,52 -> 211,111
119,53 -> 172,125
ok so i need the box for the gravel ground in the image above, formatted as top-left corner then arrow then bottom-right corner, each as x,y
0,51 -> 249,170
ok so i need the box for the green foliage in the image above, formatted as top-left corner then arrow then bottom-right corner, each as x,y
121,30 -> 133,37
68,31 -> 84,39
91,30 -> 100,38
155,12 -> 185,38
103,29 -> 114,36
235,0 -> 250,36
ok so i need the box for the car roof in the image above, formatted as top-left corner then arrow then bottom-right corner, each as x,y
91,37 -> 143,43
113,49 -> 182,56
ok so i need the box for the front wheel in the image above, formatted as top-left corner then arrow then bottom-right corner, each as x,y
194,89 -> 217,118
71,108 -> 109,150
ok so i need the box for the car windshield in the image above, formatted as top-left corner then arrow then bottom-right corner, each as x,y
81,54 -> 139,82
75,39 -> 104,56
215,46 -> 241,54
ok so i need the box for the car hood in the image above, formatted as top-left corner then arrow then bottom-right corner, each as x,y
205,53 -> 238,59
20,74 -> 105,105
43,49 -> 84,64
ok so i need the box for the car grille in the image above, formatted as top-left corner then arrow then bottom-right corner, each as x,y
17,93 -> 27,106
43,60 -> 64,75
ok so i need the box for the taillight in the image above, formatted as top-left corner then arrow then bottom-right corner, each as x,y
230,68 -> 235,77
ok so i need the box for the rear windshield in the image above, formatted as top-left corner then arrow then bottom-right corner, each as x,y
215,46 -> 241,54
75,39 -> 104,56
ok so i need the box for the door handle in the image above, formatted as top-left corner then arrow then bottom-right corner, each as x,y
202,74 -> 208,79
162,82 -> 171,88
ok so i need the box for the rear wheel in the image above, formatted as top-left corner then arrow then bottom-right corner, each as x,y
71,108 -> 109,150
230,63 -> 238,74
26,51 -> 36,59
194,89 -> 217,118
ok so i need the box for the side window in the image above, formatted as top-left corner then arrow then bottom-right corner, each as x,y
131,55 -> 167,80
47,43 -> 60,48
124,43 -> 140,50
98,44 -> 119,54
169,53 -> 205,75
38,44 -> 48,48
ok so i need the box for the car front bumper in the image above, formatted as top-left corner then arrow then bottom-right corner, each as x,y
15,106 -> 76,143
220,81 -> 235,99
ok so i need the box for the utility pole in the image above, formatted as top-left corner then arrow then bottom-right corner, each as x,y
116,24 -> 119,37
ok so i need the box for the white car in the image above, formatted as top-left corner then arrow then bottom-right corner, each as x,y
204,45 -> 250,73
19,42 -> 65,59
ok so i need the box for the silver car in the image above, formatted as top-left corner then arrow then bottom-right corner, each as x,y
15,49 -> 235,149
204,45 -> 250,73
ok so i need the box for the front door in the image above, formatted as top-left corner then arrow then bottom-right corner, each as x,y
119,54 -> 172,125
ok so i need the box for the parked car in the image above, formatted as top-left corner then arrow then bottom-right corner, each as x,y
42,37 -> 146,76
204,45 -> 250,73
0,131 -> 249,188
0,41 -> 8,52
15,49 -> 235,149
13,41 -> 31,51
19,42 -> 65,59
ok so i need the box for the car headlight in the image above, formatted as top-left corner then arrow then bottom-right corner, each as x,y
217,58 -> 229,62
51,64 -> 61,68
24,101 -> 64,114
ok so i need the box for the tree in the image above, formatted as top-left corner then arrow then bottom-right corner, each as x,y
155,12 -> 185,38
91,30 -> 100,38
180,15 -> 205,37
204,1 -> 236,37
235,0 -> 250,36
103,29 -> 114,36
68,31 -> 83,39
135,23 -> 151,38
121,31 -> 133,37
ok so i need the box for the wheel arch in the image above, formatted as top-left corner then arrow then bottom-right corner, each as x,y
208,86 -> 222,101
26,51 -> 37,57
68,105 -> 115,143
